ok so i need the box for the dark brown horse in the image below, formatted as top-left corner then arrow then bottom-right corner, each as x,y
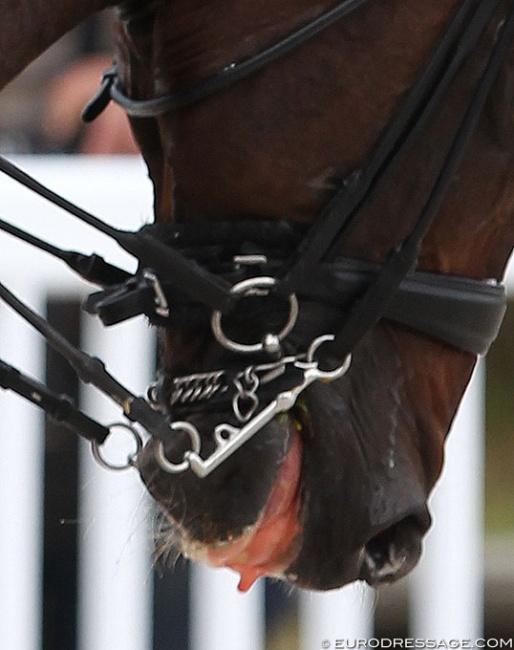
2,0 -> 514,592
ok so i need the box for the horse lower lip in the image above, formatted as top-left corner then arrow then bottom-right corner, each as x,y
199,427 -> 303,591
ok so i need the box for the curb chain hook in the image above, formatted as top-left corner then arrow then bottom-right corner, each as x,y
232,367 -> 260,422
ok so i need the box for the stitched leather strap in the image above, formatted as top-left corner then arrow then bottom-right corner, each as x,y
83,0 -> 372,120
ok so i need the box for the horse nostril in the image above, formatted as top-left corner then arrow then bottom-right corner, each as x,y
361,514 -> 428,585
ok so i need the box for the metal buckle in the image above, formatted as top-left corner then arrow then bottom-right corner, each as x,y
143,270 -> 170,318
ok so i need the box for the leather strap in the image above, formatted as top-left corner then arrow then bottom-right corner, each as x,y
84,253 -> 506,356
277,0 -> 499,295
0,155 -> 235,312
0,281 -> 174,443
0,359 -> 110,444
322,0 -> 514,362
0,0 -> 512,447
83,0 -> 372,120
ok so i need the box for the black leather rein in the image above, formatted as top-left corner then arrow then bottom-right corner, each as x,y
0,0 -> 511,473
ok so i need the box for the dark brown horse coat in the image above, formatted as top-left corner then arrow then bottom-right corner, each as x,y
2,0 -> 514,590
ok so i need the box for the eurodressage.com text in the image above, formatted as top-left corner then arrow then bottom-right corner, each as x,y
326,639 -> 513,649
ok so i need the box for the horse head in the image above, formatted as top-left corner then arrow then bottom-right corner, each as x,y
100,0 -> 514,591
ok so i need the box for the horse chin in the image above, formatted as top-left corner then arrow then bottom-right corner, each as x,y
179,428 -> 303,592
138,412 -> 304,587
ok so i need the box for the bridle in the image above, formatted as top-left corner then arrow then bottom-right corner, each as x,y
0,0 -> 511,477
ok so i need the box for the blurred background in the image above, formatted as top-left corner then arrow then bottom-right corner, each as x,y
0,11 -> 137,155
0,8 -> 512,648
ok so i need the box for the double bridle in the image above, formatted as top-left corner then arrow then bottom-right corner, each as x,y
0,0 -> 511,477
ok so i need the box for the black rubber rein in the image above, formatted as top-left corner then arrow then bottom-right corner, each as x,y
0,216 -> 131,286
0,359 -> 110,444
0,156 -> 234,313
0,281 -> 173,444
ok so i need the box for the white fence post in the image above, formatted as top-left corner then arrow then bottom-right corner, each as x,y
190,565 -> 265,650
0,281 -> 44,650
409,360 -> 485,637
0,155 -> 156,650
299,583 -> 374,650
77,315 -> 155,650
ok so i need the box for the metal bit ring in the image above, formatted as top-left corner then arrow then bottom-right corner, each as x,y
306,334 -> 352,379
155,421 -> 201,474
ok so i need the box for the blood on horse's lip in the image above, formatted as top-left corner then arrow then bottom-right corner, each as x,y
200,427 -> 303,591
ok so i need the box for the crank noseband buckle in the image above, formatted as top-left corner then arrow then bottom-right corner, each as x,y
211,276 -> 299,355
154,335 -> 351,478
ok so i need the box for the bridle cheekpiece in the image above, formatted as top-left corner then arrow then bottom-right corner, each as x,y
0,0 -> 512,477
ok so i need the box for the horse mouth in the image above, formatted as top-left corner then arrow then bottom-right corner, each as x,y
173,426 -> 303,591
143,398 -> 430,591
170,434 -> 427,590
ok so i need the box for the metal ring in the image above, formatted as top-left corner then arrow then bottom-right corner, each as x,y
155,421 -> 201,474
91,423 -> 143,472
306,334 -> 352,379
211,276 -> 298,354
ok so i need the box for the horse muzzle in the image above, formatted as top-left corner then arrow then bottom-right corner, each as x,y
137,375 -> 432,592
137,408 -> 304,588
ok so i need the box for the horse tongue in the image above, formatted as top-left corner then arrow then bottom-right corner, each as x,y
205,430 -> 302,591
236,567 -> 265,593
230,493 -> 302,592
